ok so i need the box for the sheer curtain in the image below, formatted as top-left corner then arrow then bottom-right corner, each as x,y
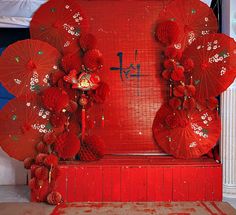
0,0 -> 47,28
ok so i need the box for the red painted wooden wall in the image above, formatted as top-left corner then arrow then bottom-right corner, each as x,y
43,156 -> 222,202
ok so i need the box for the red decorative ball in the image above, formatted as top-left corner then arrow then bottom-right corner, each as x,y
183,98 -> 196,111
163,59 -> 174,69
182,57 -> 194,72
23,157 -> 34,169
173,85 -> 186,97
79,135 -> 105,161
79,33 -> 97,51
156,21 -> 180,45
47,191 -> 62,205
44,154 -> 59,167
185,85 -> 196,96
35,153 -> 48,165
169,97 -> 182,110
54,132 -> 81,159
32,181 -> 49,202
41,87 -> 70,113
35,166 -> 49,180
161,70 -> 171,80
30,164 -> 40,177
43,132 -> 56,145
82,49 -> 103,72
36,142 -> 48,153
171,66 -> 185,81
61,50 -> 82,73
79,95 -> 88,106
50,113 -> 67,128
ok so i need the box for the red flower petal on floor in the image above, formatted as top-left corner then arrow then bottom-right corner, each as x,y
47,191 -> 62,205
43,132 -> 56,145
41,87 -> 70,113
79,33 -> 97,51
35,153 -> 48,165
169,97 -> 182,110
183,98 -> 196,111
50,70 -> 65,86
61,50 -> 82,73
35,166 -> 49,180
79,135 -> 105,161
23,157 -> 35,170
173,85 -> 186,97
82,49 -> 103,72
36,142 -> 48,153
44,154 -> 59,167
156,20 -> 180,45
54,132 -> 81,159
171,66 -> 185,81
50,113 -> 67,128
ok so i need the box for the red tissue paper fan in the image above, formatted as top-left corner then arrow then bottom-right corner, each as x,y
152,104 -> 221,159
159,0 -> 218,49
0,94 -> 51,161
183,33 -> 236,99
30,0 -> 88,54
0,39 -> 61,97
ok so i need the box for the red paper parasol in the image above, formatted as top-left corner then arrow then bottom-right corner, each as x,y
30,0 -> 87,54
0,94 -> 51,161
152,104 -> 221,159
159,0 -> 218,49
0,39 -> 61,97
183,33 -> 236,98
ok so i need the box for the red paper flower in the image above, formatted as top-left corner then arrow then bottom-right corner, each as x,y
41,87 -> 70,113
23,157 -> 34,170
82,49 -> 103,72
35,166 -> 49,180
54,132 -> 81,159
182,57 -> 194,72
44,154 -> 59,167
173,85 -> 185,97
163,59 -> 174,69
50,113 -> 67,128
183,98 -> 196,111
43,132 -> 56,145
185,85 -> 196,96
47,191 -> 62,205
171,66 -> 185,81
169,97 -> 182,110
79,33 -> 97,51
61,50 -> 82,73
156,20 -> 180,45
35,153 -> 48,165
50,70 -> 65,86
207,97 -> 218,110
165,114 -> 179,128
79,135 -> 105,161
36,142 -> 48,153
90,82 -> 110,103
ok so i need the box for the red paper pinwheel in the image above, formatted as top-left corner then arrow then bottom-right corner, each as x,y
152,104 -> 221,158
183,33 -> 236,98
0,39 -> 61,97
0,94 -> 51,161
30,0 -> 88,54
159,0 -> 218,49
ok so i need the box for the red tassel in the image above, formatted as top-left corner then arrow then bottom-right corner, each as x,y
190,76 -> 193,85
101,115 -> 105,127
82,108 -> 86,140
169,84 -> 173,97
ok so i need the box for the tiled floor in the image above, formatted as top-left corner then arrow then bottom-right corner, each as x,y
0,185 -> 236,210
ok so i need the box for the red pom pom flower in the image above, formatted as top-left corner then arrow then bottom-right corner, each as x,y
79,33 -> 97,51
54,132 -> 81,159
35,153 -> 48,165
41,87 -> 70,113
36,142 -> 48,153
156,21 -> 180,45
82,49 -> 103,72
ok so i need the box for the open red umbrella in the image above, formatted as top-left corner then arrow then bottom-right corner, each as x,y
0,93 -> 51,161
0,39 -> 61,97
30,0 -> 88,54
159,0 -> 218,49
152,104 -> 221,159
183,33 -> 236,99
